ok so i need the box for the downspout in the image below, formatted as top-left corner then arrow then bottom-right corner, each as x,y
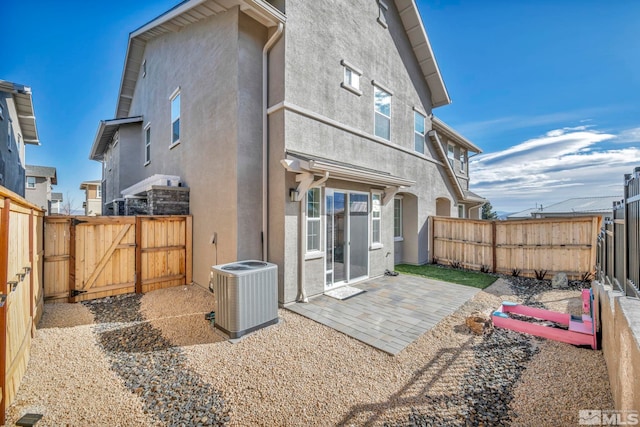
262,22 -> 284,261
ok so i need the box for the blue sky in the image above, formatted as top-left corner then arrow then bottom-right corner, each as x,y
2,0 -> 639,214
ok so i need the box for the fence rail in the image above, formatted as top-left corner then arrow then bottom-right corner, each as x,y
0,186 -> 44,426
431,216 -> 601,279
43,215 -> 192,303
597,167 -> 640,298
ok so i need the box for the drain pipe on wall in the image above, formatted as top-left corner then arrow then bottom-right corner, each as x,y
262,23 -> 284,262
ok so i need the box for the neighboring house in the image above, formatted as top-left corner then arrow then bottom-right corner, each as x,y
80,180 -> 103,216
0,80 -> 40,197
508,196 -> 623,220
89,0 -> 485,305
24,165 -> 57,214
50,192 -> 63,215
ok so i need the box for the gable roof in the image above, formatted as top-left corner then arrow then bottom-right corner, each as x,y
0,80 -> 40,145
433,117 -> 482,153
115,0 -> 286,119
25,165 -> 57,184
80,180 -> 102,190
89,116 -> 144,160
395,0 -> 450,108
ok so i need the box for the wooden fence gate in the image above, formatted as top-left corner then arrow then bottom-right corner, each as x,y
44,215 -> 192,303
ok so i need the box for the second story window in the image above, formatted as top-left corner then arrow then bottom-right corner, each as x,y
447,144 -> 455,167
340,60 -> 362,95
7,122 -> 12,151
170,89 -> 181,146
26,176 -> 35,189
145,124 -> 151,165
460,148 -> 467,173
96,185 -> 102,198
414,111 -> 426,154
374,85 -> 391,140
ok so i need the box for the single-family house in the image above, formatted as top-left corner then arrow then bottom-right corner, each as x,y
89,0 -> 485,305
508,196 -> 623,221
24,165 -> 57,214
50,192 -> 64,215
80,180 -> 103,216
0,80 -> 40,197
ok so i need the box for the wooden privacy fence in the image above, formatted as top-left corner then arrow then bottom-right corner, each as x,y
597,167 -> 640,298
44,215 -> 192,303
431,216 -> 601,279
0,187 -> 44,426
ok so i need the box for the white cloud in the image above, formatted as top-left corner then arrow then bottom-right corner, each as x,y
616,127 -> 640,143
470,127 -> 638,213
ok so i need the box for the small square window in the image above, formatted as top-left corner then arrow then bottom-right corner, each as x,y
340,60 -> 363,96
26,176 -> 35,189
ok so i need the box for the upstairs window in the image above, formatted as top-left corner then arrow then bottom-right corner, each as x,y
144,124 -> 151,165
307,188 -> 321,252
96,185 -> 102,198
460,148 -> 467,173
7,122 -> 12,151
170,89 -> 181,146
26,176 -> 35,189
414,111 -> 426,154
374,85 -> 391,140
447,144 -> 455,167
340,60 -> 362,95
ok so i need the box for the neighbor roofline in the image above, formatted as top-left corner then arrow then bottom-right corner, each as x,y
432,117 -> 482,153
89,116 -> 144,161
0,79 -> 40,145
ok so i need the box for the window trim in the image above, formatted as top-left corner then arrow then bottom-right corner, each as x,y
373,84 -> 392,141
459,148 -> 467,174
394,197 -> 403,241
447,144 -> 455,167
170,87 -> 181,149
144,123 -> 151,166
340,59 -> 363,96
371,192 -> 383,249
306,187 -> 322,254
96,185 -> 102,199
26,176 -> 36,189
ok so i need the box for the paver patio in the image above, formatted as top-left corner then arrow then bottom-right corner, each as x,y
286,274 -> 480,354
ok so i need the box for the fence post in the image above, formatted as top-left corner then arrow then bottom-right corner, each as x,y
491,220 -> 497,273
0,198 -> 11,425
68,218 -> 76,303
186,215 -> 193,285
135,216 -> 142,294
29,210 -> 34,336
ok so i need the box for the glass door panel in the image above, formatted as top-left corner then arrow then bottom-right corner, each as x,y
349,193 -> 369,280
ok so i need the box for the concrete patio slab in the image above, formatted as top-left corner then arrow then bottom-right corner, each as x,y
286,274 -> 479,355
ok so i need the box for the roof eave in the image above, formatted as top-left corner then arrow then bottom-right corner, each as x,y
433,117 -> 482,153
114,0 -> 285,119
395,0 -> 451,109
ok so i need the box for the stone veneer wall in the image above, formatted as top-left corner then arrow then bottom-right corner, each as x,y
147,186 -> 189,215
593,281 -> 640,411
125,197 -> 148,216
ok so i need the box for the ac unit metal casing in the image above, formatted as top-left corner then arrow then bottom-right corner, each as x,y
210,260 -> 278,339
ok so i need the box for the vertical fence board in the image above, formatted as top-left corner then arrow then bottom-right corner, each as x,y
431,216 -> 601,279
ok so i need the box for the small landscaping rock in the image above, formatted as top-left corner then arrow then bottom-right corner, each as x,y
465,312 -> 493,335
551,272 -> 569,289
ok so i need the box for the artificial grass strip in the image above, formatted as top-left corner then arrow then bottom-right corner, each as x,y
395,264 -> 497,289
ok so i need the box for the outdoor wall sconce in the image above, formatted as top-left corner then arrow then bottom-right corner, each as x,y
289,188 -> 299,202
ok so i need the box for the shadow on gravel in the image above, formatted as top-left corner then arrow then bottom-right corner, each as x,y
83,293 -> 230,426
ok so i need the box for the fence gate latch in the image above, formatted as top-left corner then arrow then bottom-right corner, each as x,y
71,218 -> 88,226
70,289 -> 87,297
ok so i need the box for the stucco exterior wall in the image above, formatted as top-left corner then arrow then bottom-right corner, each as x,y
0,92 -> 26,196
593,281 -> 640,411
263,0 -> 459,303
121,7 -> 267,288
25,177 -> 50,212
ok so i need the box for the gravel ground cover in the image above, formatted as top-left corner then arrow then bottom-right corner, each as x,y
5,277 -> 613,426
